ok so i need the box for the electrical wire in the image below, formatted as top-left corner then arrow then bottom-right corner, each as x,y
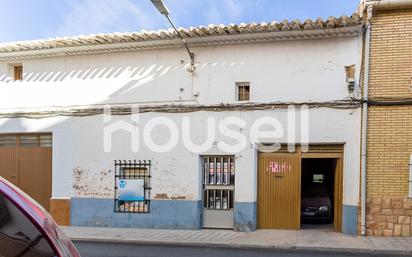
0,100 -> 361,119
1,96 -> 411,119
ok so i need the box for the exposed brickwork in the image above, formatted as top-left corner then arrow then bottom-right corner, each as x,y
367,8 -> 412,196
363,7 -> 412,237
367,106 -> 412,196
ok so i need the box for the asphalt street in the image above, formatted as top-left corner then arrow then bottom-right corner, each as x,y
74,241 -> 405,257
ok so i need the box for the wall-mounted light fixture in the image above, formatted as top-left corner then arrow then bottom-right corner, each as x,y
151,0 -> 195,73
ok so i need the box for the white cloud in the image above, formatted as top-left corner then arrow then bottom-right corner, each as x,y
223,0 -> 244,19
55,0 -> 249,37
57,0 -> 164,36
204,0 -> 246,25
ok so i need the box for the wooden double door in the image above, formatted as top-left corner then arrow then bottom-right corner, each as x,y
0,134 -> 52,210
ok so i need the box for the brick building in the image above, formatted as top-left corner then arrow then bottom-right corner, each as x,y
361,0 -> 412,237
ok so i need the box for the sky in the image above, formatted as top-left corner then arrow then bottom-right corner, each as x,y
0,0 -> 360,43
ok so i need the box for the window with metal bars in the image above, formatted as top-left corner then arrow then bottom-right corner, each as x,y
114,160 -> 151,213
202,156 -> 235,210
236,82 -> 250,101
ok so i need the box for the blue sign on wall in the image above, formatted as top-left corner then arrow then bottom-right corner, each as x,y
117,179 -> 145,201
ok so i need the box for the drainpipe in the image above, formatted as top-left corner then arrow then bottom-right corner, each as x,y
360,5 -> 373,236
409,155 -> 412,198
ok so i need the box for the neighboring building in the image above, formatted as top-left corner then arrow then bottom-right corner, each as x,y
0,15 -> 363,233
360,0 -> 412,237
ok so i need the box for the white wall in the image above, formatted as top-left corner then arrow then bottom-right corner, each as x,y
0,36 -> 362,206
0,37 -> 360,108
0,107 -> 361,206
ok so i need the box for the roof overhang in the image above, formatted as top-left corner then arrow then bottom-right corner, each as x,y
0,26 -> 361,61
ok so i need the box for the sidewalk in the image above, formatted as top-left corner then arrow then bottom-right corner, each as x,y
61,226 -> 412,255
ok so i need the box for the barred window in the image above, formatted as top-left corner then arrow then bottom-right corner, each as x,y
114,160 -> 151,213
202,156 -> 235,210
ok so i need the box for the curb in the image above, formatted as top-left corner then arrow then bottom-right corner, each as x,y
71,237 -> 412,256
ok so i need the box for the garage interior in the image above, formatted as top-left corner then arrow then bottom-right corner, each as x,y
301,158 -> 339,230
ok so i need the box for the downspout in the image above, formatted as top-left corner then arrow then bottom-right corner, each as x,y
409,155 -> 412,198
360,5 -> 373,236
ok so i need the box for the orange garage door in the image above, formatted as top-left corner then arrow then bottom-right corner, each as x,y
0,134 -> 52,211
257,151 -> 301,230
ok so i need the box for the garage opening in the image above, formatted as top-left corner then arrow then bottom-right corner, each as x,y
301,158 -> 337,230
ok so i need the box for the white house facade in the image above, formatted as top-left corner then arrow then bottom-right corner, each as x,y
0,15 -> 362,234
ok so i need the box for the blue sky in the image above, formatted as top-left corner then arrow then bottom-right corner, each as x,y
0,0 -> 359,43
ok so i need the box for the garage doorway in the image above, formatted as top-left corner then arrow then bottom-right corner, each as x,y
300,154 -> 343,232
0,133 -> 52,211
301,158 -> 336,230
257,145 -> 343,231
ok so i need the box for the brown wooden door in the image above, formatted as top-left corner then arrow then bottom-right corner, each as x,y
0,147 -> 19,186
0,134 -> 52,211
257,152 -> 301,230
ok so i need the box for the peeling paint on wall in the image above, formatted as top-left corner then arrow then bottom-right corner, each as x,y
73,167 -> 114,198
150,160 -> 195,200
153,193 -> 187,200
154,193 -> 169,199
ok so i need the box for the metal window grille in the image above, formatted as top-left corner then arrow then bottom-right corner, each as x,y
202,156 -> 235,210
236,82 -> 250,101
114,160 -> 151,213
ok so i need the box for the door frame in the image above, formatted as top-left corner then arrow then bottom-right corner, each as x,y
256,144 -> 344,232
300,154 -> 343,232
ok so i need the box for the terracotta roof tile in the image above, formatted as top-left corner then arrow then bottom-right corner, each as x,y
0,14 -> 361,54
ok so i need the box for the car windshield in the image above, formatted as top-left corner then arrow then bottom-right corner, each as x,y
0,194 -> 56,257
304,185 -> 328,197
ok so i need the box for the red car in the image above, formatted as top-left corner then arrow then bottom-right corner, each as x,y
0,176 -> 80,257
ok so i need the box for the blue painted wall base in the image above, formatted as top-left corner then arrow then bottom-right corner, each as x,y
71,198 -> 202,229
234,202 -> 257,231
71,198 -> 356,234
342,204 -> 358,235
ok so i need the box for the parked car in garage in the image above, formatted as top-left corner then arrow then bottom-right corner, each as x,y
0,176 -> 80,257
301,183 -> 333,223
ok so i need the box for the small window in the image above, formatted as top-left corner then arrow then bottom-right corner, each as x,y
313,174 -> 325,184
13,65 -> 23,81
202,156 -> 235,211
39,134 -> 52,147
0,135 -> 17,147
19,135 -> 38,147
114,160 -> 151,213
236,82 -> 250,101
